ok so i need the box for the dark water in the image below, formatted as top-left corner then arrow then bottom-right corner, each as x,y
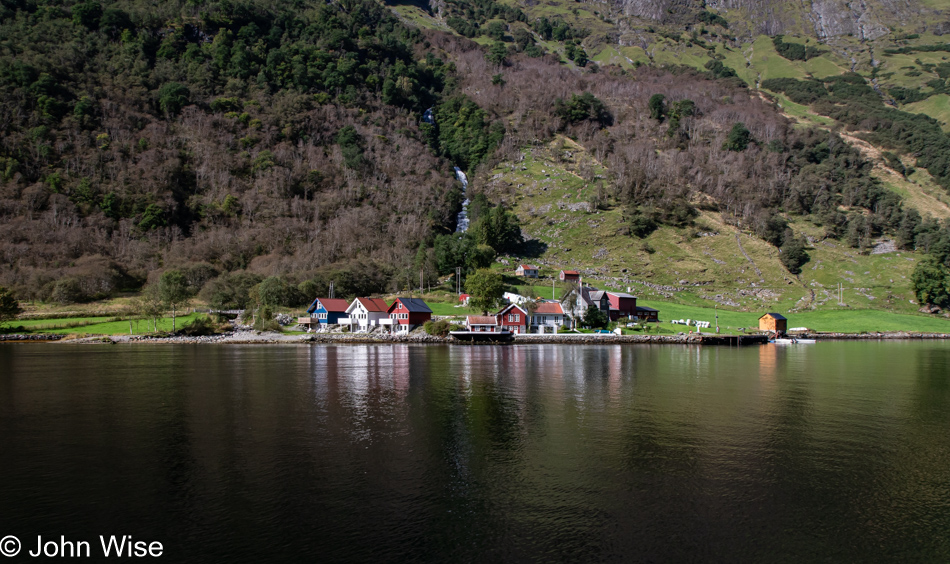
2,342 -> 950,562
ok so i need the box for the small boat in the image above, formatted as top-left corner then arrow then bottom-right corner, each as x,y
771,338 -> 817,344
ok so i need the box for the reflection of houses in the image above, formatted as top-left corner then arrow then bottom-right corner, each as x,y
759,313 -> 787,334
530,302 -> 566,333
515,264 -> 539,278
299,298 -> 350,330
342,297 -> 390,332
559,270 -> 580,282
387,298 -> 432,333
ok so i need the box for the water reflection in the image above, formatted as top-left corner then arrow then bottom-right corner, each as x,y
2,342 -> 950,562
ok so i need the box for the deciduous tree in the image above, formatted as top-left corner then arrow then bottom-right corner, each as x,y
465,269 -> 505,314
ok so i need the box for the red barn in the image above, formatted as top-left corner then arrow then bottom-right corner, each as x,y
388,298 -> 433,333
496,303 -> 528,334
559,270 -> 580,282
606,292 -> 637,321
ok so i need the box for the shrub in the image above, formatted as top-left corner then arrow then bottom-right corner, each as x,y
424,319 -> 454,336
178,315 -> 220,336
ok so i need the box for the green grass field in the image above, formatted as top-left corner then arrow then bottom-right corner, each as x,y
639,300 -> 950,334
2,313 -> 204,335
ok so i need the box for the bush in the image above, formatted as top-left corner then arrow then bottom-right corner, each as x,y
178,315 -> 221,336
723,122 -> 751,151
628,208 -> 658,238
779,236 -> 810,274
584,305 -> 608,328
252,306 -> 282,332
51,277 -> 84,304
424,319 -> 454,336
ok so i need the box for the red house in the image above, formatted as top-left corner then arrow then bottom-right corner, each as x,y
606,292 -> 637,321
559,270 -> 580,282
496,303 -> 528,334
387,298 -> 432,333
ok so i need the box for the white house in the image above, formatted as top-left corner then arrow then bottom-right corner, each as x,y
515,264 -> 539,278
341,297 -> 391,332
530,302 -> 567,333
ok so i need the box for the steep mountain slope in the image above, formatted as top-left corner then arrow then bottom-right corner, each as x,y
2,0 -> 950,316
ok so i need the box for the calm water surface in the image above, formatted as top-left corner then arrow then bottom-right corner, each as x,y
1,342 -> 950,562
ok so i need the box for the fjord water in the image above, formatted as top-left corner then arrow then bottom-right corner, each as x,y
2,342 -> 949,562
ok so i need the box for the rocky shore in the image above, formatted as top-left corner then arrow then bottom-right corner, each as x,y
3,330 -> 949,345
0,334 -> 64,341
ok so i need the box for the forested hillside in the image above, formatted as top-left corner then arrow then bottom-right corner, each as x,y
3,0 -> 950,312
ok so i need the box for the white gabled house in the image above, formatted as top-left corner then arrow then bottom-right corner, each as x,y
341,297 -> 391,332
515,264 -> 539,278
530,302 -> 567,333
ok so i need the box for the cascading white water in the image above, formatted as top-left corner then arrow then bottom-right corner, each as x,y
454,166 -> 470,233
423,108 -> 470,233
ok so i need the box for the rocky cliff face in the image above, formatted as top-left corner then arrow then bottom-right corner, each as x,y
616,0 -> 935,38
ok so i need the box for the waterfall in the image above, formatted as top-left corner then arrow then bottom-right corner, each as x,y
422,108 -> 469,233
454,166 -> 470,233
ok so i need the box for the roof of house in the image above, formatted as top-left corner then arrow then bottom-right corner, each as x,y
467,315 -> 497,325
636,306 -> 659,312
561,270 -> 580,275
607,292 -> 636,299
518,264 -> 538,270
534,302 -> 564,315
589,290 -> 607,301
307,297 -> 351,314
354,297 -> 390,312
497,303 -> 528,316
391,297 -> 432,313
760,313 -> 787,320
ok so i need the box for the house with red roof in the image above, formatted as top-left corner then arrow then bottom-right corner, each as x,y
299,297 -> 351,330
559,270 -> 580,283
387,298 -> 432,333
342,297 -> 391,332
530,302 -> 567,333
515,264 -> 539,278
466,315 -> 499,332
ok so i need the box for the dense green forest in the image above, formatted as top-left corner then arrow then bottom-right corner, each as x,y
2,0 -> 950,309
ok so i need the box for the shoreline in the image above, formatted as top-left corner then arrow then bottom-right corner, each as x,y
3,330 -> 950,345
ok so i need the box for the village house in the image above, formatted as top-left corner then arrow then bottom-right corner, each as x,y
387,298 -> 432,333
530,302 -> 567,333
606,292 -> 637,321
466,315 -> 499,332
497,303 -> 529,334
342,297 -> 390,332
561,285 -> 610,325
299,298 -> 351,331
759,313 -> 788,334
515,264 -> 539,278
559,270 -> 580,283
634,306 -> 659,322
560,285 -> 659,326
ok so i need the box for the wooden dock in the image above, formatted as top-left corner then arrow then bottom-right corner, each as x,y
697,334 -> 768,346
